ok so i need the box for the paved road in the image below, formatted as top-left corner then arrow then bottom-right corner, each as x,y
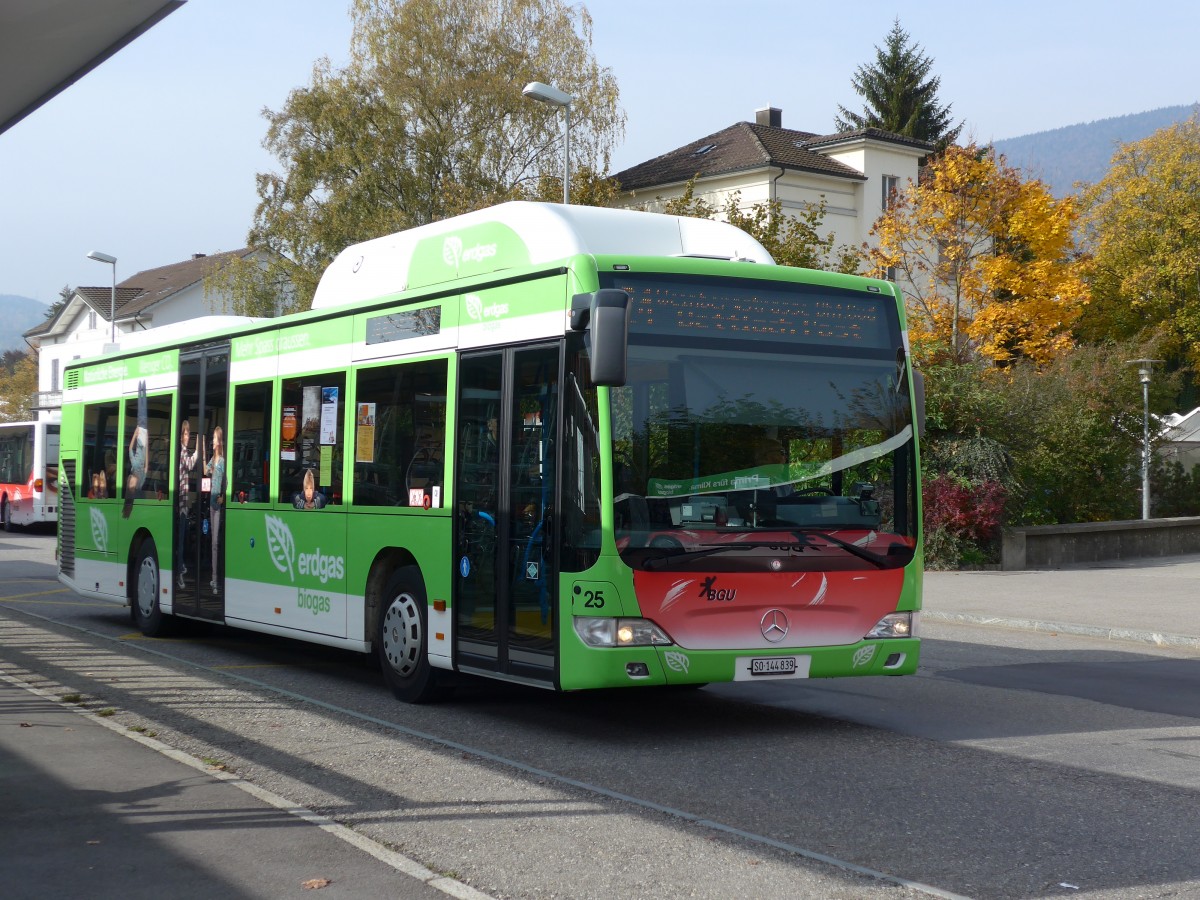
3,527 -> 1199,899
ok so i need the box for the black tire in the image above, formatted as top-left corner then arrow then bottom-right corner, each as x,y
377,566 -> 448,703
130,539 -> 171,637
1,498 -> 12,532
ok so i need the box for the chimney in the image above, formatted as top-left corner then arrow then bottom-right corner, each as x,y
755,107 -> 781,128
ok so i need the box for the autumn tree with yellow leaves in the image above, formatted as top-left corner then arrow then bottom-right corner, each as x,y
1078,115 -> 1200,362
867,144 -> 1089,365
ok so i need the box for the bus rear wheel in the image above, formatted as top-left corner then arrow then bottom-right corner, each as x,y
377,566 -> 447,703
1,498 -> 12,532
131,539 -> 171,637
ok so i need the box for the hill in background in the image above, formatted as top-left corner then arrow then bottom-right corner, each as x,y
992,103 -> 1199,197
1,294 -> 51,354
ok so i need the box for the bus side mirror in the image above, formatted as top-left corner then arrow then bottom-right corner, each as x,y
570,289 -> 629,387
912,369 -> 926,438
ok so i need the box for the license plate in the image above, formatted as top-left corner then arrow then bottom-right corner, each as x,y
735,655 -> 810,681
752,657 -> 797,675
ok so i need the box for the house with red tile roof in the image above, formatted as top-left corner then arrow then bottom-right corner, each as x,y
22,248 -> 266,415
614,107 -> 931,264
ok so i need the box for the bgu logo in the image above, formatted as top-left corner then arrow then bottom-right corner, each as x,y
464,293 -> 510,323
264,514 -> 345,584
697,575 -> 737,602
442,236 -> 497,269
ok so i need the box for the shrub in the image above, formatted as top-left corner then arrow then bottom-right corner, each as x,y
923,476 -> 1007,568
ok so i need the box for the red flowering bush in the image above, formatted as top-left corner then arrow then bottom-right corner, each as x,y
923,477 -> 1007,567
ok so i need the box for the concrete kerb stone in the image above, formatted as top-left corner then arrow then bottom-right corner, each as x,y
924,610 -> 1200,650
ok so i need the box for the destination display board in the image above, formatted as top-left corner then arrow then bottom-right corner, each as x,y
602,274 -> 896,349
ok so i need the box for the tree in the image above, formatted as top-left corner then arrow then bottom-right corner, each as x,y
835,19 -> 962,149
1077,115 -> 1200,364
0,352 -> 37,422
657,178 -> 859,273
866,144 -> 1089,366
1,349 -> 27,374
39,285 -> 73,324
220,0 -> 624,315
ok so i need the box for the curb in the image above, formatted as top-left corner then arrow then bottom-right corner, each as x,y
924,610 -> 1200,650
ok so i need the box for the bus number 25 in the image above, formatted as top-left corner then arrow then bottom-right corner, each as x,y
575,585 -> 605,608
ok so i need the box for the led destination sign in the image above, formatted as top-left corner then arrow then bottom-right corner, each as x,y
604,274 -> 896,349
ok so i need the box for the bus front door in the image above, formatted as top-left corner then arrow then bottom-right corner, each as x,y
455,344 -> 559,685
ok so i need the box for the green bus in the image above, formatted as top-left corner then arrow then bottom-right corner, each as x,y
57,201 -> 922,702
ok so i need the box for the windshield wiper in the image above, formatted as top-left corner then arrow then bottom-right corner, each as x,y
641,541 -> 812,571
793,530 -> 890,569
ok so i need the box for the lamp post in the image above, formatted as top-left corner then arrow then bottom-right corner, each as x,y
86,250 -> 117,344
522,81 -> 572,204
1127,358 -> 1163,520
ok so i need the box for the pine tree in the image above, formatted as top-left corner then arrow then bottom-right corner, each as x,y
835,19 -> 962,149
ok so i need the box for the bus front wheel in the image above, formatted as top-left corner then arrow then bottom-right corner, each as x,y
377,566 -> 447,703
131,539 -> 171,637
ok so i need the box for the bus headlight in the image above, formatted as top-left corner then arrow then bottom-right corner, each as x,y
574,617 -> 672,648
865,611 -> 917,639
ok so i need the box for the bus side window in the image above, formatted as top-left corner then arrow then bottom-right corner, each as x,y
278,373 -> 345,505
123,390 -> 172,502
83,401 -> 119,500
352,358 -> 448,507
232,381 -> 273,503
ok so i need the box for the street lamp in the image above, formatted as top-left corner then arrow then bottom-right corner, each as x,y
1127,358 -> 1164,520
522,81 -> 572,204
86,250 -> 117,344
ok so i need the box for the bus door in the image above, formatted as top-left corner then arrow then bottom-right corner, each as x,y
175,344 -> 230,621
455,343 -> 560,684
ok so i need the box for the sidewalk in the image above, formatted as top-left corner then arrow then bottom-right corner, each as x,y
0,675 -> 484,900
922,553 -> 1200,649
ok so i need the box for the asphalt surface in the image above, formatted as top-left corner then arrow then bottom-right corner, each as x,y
2,543 -> 1199,899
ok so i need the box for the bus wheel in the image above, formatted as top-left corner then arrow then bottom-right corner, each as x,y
131,539 -> 170,637
1,498 -> 12,532
377,566 -> 446,703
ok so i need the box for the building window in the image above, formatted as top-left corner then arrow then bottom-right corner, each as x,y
88,310 -> 97,330
882,175 -> 900,210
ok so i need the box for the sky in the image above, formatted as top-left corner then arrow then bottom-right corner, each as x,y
2,0 -> 1197,305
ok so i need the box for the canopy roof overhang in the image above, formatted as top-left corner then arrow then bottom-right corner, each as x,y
0,0 -> 185,135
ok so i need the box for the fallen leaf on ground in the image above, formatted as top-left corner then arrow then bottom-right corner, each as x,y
302,878 -> 332,890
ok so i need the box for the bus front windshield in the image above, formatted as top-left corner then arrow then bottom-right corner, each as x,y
605,273 -> 918,573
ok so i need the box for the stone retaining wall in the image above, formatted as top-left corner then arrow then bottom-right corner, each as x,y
1001,516 -> 1200,570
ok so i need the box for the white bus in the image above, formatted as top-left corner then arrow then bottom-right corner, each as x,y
0,420 -> 60,529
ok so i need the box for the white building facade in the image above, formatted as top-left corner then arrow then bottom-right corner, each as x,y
614,107 -> 930,265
